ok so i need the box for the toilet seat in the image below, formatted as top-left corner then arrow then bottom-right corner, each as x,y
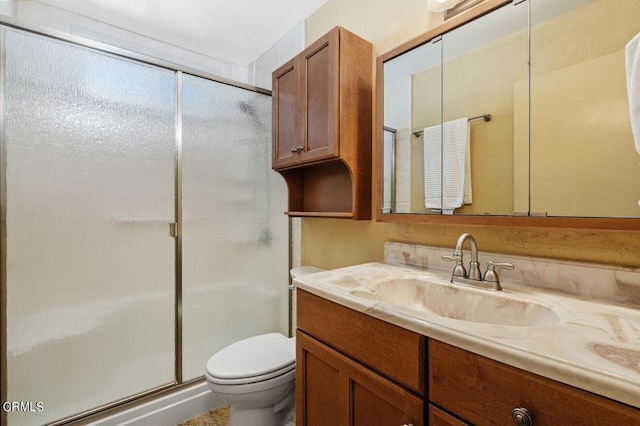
206,333 -> 295,386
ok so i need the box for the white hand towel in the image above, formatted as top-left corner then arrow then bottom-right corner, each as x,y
422,123 -> 442,209
423,118 -> 472,210
626,32 -> 640,154
442,118 -> 471,209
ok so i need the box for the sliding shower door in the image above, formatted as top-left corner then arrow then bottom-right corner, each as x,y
3,29 -> 177,425
181,75 -> 288,381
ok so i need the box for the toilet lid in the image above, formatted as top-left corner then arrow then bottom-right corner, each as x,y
206,333 -> 295,382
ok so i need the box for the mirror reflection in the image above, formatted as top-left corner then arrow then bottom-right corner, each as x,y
384,40 -> 441,214
382,126 -> 396,213
382,0 -> 640,218
528,0 -> 640,217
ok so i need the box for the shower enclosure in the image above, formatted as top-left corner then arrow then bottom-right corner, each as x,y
0,23 -> 288,426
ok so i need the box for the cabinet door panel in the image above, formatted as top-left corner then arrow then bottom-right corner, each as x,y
297,332 -> 343,426
304,350 -> 341,426
300,28 -> 339,163
352,382 -> 405,426
428,404 -> 470,426
297,331 -> 424,426
273,56 -> 300,169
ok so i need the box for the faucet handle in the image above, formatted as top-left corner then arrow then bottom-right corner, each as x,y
441,254 -> 460,262
442,254 -> 467,278
488,261 -> 515,271
483,261 -> 515,288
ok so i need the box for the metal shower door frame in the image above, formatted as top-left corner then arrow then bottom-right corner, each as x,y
0,16 -> 275,426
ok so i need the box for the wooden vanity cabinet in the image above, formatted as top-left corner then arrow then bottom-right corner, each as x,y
296,289 -> 425,426
272,27 -> 372,219
297,290 -> 640,425
429,340 -> 640,425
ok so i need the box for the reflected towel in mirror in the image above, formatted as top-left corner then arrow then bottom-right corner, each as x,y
423,118 -> 472,210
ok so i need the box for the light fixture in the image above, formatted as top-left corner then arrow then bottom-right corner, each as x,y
427,0 -> 466,13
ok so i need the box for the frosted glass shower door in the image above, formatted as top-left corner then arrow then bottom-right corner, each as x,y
3,29 -> 176,425
181,74 -> 288,380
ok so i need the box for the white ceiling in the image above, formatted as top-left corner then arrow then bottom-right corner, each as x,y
38,0 -> 328,66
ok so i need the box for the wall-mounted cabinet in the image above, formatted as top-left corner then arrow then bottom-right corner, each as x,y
273,26 -> 372,219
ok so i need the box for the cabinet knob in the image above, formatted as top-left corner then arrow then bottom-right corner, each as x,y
402,424 -> 414,426
290,146 -> 303,153
511,407 -> 533,426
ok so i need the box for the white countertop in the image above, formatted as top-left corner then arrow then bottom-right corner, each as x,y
294,260 -> 640,409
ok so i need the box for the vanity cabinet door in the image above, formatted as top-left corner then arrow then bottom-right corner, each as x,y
297,331 -> 424,426
296,331 -> 340,426
428,404 -> 470,426
429,340 -> 640,425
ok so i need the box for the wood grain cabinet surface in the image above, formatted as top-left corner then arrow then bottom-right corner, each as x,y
296,289 -> 425,426
272,27 -> 372,219
429,404 -> 470,426
429,340 -> 640,425
296,331 -> 424,426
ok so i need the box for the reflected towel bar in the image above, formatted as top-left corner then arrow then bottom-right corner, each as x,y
412,114 -> 491,137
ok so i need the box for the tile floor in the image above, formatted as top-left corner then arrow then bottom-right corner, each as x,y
177,403 -> 295,426
177,406 -> 229,426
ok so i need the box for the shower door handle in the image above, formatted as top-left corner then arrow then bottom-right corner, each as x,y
112,217 -> 178,237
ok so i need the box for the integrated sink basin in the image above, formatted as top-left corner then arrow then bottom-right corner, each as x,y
368,276 -> 565,327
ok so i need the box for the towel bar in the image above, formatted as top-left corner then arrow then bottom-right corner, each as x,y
412,114 -> 491,137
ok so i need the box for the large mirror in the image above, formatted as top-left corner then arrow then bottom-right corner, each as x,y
380,0 -> 640,221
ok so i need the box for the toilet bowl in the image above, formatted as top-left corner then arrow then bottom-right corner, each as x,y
205,333 -> 295,426
205,266 -> 324,426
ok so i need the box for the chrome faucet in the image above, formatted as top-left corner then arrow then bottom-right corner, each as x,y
442,233 -> 514,291
446,233 -> 482,281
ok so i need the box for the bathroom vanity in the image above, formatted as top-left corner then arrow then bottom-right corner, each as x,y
294,243 -> 640,425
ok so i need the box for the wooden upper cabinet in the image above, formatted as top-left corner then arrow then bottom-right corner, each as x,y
272,27 -> 341,168
272,27 -> 372,219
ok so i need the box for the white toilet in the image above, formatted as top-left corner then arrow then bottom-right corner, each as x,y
205,333 -> 295,426
205,267 -> 324,426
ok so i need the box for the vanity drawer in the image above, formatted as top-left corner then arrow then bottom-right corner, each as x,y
429,340 -> 640,425
297,289 -> 425,395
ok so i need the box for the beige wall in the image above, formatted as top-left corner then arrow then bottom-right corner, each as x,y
526,51 -> 640,216
301,0 -> 640,270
